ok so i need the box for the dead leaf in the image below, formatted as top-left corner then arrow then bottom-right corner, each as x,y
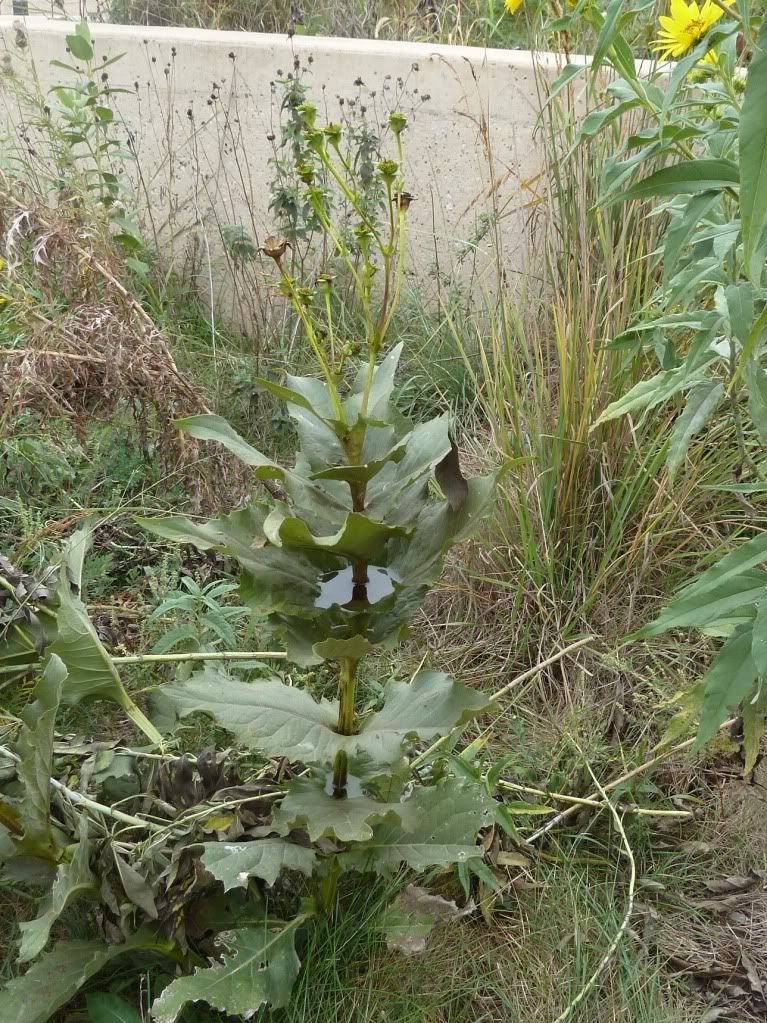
113,850 -> 158,920
435,438 -> 468,512
680,841 -> 713,856
741,953 -> 764,997
383,884 -> 474,956
705,873 -> 761,895
497,851 -> 531,870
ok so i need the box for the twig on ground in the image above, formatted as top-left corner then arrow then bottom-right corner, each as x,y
551,741 -> 636,1023
527,717 -> 737,844
496,780 -> 692,819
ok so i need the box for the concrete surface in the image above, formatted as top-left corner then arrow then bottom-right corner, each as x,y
0,18 -> 579,326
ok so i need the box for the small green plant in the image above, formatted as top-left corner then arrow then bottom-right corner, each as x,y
0,109 -> 507,1022
148,576 -> 250,655
561,2 -> 767,758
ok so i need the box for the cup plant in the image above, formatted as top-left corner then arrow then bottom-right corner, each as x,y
0,106 -> 506,1023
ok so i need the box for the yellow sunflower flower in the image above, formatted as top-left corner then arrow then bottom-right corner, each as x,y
652,0 -> 734,61
504,0 -> 523,13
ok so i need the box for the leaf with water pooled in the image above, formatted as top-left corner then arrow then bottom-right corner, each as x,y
263,508 -> 407,562
273,779 -> 402,842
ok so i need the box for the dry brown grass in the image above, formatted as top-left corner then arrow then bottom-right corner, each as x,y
0,183 -> 247,510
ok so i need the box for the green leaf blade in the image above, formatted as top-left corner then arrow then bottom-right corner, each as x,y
740,14 -> 767,283
666,380 -> 723,480
199,838 -> 317,890
696,624 -> 758,747
151,921 -> 301,1023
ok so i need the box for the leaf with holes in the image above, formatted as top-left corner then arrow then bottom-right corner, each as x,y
151,919 -> 302,1023
339,781 -> 492,875
199,839 -> 317,890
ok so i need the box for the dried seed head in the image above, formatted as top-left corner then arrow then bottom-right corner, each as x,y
393,191 -> 415,212
261,235 -> 290,262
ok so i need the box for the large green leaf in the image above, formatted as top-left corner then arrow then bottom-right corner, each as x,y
751,588 -> 767,679
697,624 -> 759,747
339,781 -> 491,875
151,919 -> 301,1023
174,414 -> 286,478
14,655 -> 67,862
745,359 -> 767,445
18,816 -> 96,962
740,14 -> 767,283
741,685 -> 767,775
273,779 -> 402,842
366,416 -> 452,521
388,470 -> 507,587
199,838 -> 316,890
86,992 -> 143,1023
592,0 -> 628,72
724,282 -> 755,347
137,505 -> 269,558
650,571 -> 765,634
263,508 -> 407,562
637,533 -> 767,637
0,933 -> 151,1023
666,380 -> 724,480
155,667 -> 487,769
602,159 -> 739,207
344,342 -> 403,421
366,671 -> 490,745
49,533 -> 161,745
592,361 -> 714,427
662,192 -> 721,285
153,671 -> 339,764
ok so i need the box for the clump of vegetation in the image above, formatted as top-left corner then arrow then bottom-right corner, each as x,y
2,5 -> 767,1023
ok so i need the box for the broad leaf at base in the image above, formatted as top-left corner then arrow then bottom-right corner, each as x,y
339,781 -> 492,874
199,838 -> 317,890
151,919 -> 302,1023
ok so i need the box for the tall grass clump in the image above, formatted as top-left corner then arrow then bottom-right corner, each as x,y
455,77 -> 739,647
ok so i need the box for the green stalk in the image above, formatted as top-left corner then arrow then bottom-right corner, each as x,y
332,657 -> 359,797
115,689 -> 164,747
113,649 -> 286,665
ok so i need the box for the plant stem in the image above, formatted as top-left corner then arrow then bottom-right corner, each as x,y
115,690 -> 164,748
332,657 -> 359,797
0,745 -> 166,834
495,780 -> 692,818
112,650 -> 287,665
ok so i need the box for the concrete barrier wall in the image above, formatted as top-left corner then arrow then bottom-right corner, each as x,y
0,18 -> 575,325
